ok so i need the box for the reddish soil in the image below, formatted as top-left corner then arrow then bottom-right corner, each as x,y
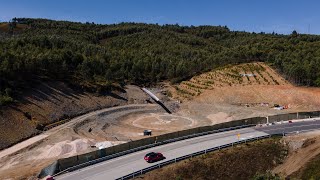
171,62 -> 290,100
1,62 -> 320,179
273,131 -> 320,177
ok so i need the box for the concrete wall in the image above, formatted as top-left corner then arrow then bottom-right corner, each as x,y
58,156 -> 78,170
268,113 -> 297,123
40,111 -> 320,178
157,132 -> 178,142
268,111 -> 320,123
77,151 -> 98,164
113,143 -> 130,154
129,139 -> 148,149
298,111 -> 320,119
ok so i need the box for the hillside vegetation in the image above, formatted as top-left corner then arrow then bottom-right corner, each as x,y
1,18 -> 320,105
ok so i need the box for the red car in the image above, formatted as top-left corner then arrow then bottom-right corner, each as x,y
45,176 -> 54,180
144,152 -> 165,163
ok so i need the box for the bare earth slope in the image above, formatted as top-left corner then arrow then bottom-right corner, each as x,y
1,62 -> 320,179
0,81 -> 129,150
273,131 -> 320,178
169,62 -> 320,126
0,84 -> 154,179
171,62 -> 289,100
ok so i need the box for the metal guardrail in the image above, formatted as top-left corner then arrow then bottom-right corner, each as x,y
41,111 -> 320,179
53,124 -> 254,177
116,134 -> 275,180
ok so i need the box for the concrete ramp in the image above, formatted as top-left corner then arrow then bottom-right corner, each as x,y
156,101 -> 171,114
141,88 -> 171,114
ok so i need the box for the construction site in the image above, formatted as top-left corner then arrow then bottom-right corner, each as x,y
1,62 -> 320,179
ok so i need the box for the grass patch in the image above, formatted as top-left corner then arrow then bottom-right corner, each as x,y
0,95 -> 14,106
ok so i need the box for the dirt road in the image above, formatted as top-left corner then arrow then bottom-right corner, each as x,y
2,63 -> 320,179
0,104 -> 162,179
0,104 -> 151,159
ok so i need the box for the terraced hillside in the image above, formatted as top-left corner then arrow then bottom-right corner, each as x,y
172,62 -> 290,100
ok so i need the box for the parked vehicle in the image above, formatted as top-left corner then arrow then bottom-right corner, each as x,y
144,152 -> 165,163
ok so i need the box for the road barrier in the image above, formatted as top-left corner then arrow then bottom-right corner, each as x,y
45,124 -> 254,178
43,105 -> 150,131
38,111 -> 320,178
43,119 -> 72,131
268,111 -> 320,123
116,134 -> 278,180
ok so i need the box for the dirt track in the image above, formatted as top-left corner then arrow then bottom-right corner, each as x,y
0,81 -> 130,151
0,104 -> 155,179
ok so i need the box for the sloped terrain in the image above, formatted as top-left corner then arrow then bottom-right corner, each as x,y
1,63 -> 320,179
172,62 -> 289,100
1,18 -> 320,179
0,22 -> 29,33
167,62 -> 320,127
273,131 -> 320,179
0,81 -> 129,150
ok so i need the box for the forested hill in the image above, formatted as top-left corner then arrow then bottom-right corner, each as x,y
1,18 -> 320,105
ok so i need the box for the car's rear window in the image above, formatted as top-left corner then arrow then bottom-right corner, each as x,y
146,152 -> 155,156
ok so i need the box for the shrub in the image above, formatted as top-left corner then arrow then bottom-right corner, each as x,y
252,172 -> 281,180
0,95 -> 13,106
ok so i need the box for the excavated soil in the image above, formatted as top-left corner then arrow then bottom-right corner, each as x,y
0,81 -> 129,150
273,130 -> 320,177
1,63 -> 320,179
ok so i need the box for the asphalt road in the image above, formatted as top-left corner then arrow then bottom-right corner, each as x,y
56,120 -> 320,180
256,118 -> 320,134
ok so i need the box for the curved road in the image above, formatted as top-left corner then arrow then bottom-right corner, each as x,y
56,119 -> 320,180
0,104 -> 156,160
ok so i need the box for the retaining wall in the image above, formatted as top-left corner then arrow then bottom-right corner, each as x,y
38,111 -> 320,178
